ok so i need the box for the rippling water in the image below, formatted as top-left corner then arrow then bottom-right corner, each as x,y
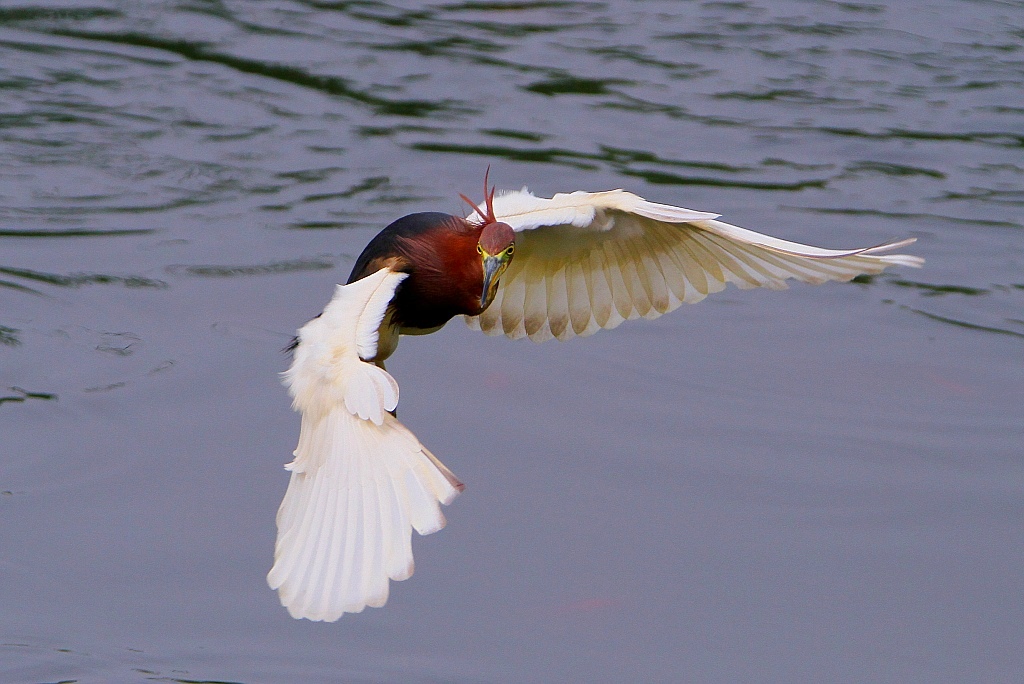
2,1 -> 1022,682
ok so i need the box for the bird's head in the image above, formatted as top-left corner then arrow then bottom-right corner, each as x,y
461,169 -> 516,309
476,221 -> 515,308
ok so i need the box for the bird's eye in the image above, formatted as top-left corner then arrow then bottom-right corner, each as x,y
477,244 -> 483,255
506,245 -> 515,256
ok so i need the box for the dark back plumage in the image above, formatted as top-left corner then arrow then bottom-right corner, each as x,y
348,212 -> 453,283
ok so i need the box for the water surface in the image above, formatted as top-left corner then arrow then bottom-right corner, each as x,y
1,1 -> 1022,682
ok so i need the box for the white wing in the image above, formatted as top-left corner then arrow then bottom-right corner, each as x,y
465,189 -> 924,342
268,267 -> 463,622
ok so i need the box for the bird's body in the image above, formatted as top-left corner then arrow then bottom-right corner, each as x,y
268,184 -> 923,622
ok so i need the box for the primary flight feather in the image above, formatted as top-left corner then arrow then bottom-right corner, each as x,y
269,182 -> 922,621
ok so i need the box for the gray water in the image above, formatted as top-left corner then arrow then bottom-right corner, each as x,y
1,1 -> 1022,682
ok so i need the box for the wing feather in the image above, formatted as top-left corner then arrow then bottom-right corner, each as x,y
620,237 -> 652,318
500,265 -> 528,337
674,235 -> 713,299
690,234 -> 759,290
269,267 -> 463,621
567,259 -> 595,336
641,231 -> 676,314
547,265 -> 571,339
605,241 -> 637,323
523,261 -> 552,340
358,461 -> 384,608
647,240 -> 686,310
587,248 -> 617,329
466,189 -> 922,341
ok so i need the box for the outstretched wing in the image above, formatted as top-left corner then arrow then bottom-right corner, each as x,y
268,267 -> 463,622
465,189 -> 923,342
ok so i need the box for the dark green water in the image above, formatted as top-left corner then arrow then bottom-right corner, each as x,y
1,1 -> 1022,682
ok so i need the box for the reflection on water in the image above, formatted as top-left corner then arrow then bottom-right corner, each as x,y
0,324 -> 19,346
905,306 -> 1024,340
0,265 -> 167,289
166,257 -> 337,278
0,386 -> 56,405
1,0 -> 1022,681
2,639 -> 249,684
785,204 -> 1023,230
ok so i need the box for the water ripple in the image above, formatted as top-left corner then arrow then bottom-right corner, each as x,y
46,29 -> 473,117
0,386 -> 57,405
905,307 -> 1024,340
2,0 -> 1024,680
0,324 -> 21,346
782,206 -> 1022,230
166,258 -> 337,278
0,266 -> 167,289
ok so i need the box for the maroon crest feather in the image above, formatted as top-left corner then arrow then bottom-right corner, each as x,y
459,166 -> 498,226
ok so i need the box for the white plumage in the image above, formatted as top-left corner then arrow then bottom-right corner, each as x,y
269,188 -> 922,622
268,268 -> 463,621
466,188 -> 923,342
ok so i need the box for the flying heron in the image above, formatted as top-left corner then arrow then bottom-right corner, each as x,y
267,177 -> 923,621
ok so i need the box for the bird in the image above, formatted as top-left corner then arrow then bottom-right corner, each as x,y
267,174 -> 923,621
